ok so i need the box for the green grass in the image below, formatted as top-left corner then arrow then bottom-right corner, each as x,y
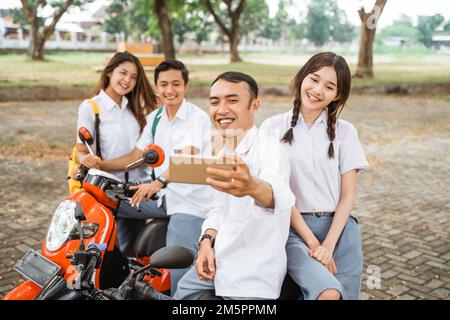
1,51 -> 449,90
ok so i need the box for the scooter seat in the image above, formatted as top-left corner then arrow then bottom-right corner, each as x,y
199,291 -> 223,300
133,219 -> 169,258
198,275 -> 301,300
278,274 -> 302,300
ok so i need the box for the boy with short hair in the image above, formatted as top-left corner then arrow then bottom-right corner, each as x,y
100,60 -> 213,296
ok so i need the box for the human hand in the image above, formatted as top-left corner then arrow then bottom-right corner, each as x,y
309,244 -> 334,266
129,181 -> 162,207
80,154 -> 101,169
206,154 -> 257,197
195,243 -> 216,281
324,258 -> 338,275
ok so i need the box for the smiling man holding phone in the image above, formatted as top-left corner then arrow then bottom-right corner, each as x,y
174,71 -> 295,300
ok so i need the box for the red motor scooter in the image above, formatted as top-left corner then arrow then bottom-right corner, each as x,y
3,128 -> 175,300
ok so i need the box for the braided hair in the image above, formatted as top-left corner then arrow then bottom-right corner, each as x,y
281,52 -> 351,158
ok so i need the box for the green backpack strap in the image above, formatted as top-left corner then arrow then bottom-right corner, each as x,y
151,107 -> 164,138
150,107 -> 164,180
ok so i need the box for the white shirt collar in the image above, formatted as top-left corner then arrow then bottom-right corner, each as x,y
235,125 -> 258,155
291,108 -> 328,127
99,89 -> 128,110
219,125 -> 258,157
317,108 -> 328,125
161,99 -> 189,121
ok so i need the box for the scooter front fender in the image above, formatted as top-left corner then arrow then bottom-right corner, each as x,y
2,281 -> 41,300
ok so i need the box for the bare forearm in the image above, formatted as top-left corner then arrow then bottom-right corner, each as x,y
76,144 -> 89,162
291,206 -> 320,248
323,171 -> 357,250
159,168 -> 169,180
99,148 -> 143,171
323,194 -> 354,250
248,177 -> 275,209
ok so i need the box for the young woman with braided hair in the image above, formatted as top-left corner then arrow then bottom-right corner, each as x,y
261,52 -> 369,299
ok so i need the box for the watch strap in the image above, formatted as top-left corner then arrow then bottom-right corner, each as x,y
199,233 -> 215,248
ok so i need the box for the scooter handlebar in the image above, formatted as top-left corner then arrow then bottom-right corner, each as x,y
134,280 -> 172,300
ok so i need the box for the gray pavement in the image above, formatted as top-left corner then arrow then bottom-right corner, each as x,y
0,95 -> 449,299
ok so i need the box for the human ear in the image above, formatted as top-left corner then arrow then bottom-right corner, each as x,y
251,99 -> 260,112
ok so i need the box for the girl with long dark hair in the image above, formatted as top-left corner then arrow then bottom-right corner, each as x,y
261,52 -> 369,299
76,51 -> 158,182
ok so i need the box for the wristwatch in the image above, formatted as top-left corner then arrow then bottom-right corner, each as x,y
199,233 -> 215,248
156,175 -> 169,188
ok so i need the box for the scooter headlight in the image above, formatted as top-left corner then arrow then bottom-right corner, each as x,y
46,200 -> 77,251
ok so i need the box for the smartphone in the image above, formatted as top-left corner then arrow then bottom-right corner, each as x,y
169,154 -> 234,184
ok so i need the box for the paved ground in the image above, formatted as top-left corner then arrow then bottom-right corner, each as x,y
0,94 -> 449,299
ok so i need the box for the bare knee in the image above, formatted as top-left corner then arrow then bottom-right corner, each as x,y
317,289 -> 341,300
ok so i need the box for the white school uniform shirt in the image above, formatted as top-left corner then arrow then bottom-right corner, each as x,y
260,109 -> 369,213
136,99 -> 214,218
201,125 -> 295,299
76,90 -> 150,183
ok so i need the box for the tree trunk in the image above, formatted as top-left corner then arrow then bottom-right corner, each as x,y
229,28 -> 242,63
354,16 -> 376,78
28,35 -> 46,60
21,0 -> 75,61
204,0 -> 245,63
354,0 -> 387,78
154,0 -> 176,60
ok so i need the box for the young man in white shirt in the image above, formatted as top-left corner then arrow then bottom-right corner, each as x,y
174,72 -> 295,300
99,60 -> 213,296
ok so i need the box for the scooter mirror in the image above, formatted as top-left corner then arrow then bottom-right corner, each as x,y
78,127 -> 94,146
150,246 -> 194,269
143,144 -> 165,168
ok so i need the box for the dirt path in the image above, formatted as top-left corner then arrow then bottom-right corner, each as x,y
0,95 -> 449,299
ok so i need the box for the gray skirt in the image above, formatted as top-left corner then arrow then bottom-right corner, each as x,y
286,215 -> 363,300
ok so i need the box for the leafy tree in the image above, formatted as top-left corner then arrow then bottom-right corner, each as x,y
444,21 -> 450,33
330,6 -> 356,43
305,0 -> 356,46
171,1 -> 213,46
203,0 -> 246,63
128,0 -> 214,57
239,0 -> 270,40
354,0 -> 388,78
8,7 -> 42,28
417,14 -> 445,47
379,14 -> 418,39
19,0 -> 92,60
262,0 -> 288,41
260,0 -> 305,43
103,0 -> 131,38
130,0 -> 160,38
305,0 -> 331,46
127,0 -> 176,59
